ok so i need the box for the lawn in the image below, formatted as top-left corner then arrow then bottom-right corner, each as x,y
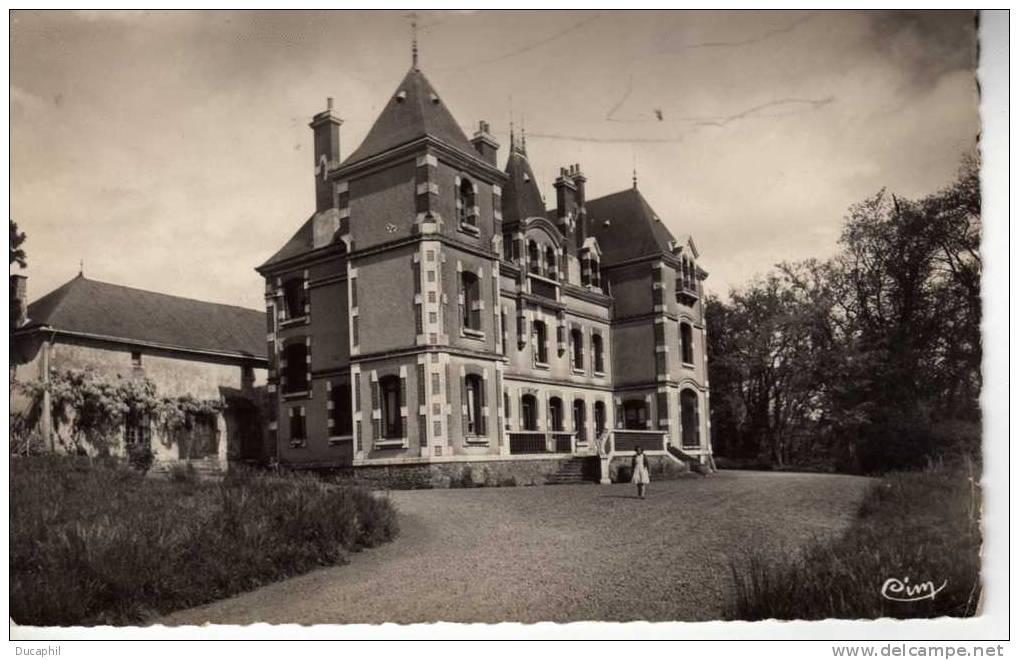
10,456 -> 398,626
159,470 -> 873,624
726,459 -> 981,620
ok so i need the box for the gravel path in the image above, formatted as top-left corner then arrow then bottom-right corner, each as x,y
158,470 -> 873,625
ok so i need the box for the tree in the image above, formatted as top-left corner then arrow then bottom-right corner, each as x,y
707,155 -> 981,472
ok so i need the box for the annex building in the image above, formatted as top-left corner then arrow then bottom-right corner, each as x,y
257,62 -> 713,482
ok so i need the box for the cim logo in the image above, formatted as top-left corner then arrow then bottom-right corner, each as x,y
880,576 -> 947,602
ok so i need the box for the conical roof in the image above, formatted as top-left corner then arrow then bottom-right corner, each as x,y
501,140 -> 546,225
342,68 -> 476,166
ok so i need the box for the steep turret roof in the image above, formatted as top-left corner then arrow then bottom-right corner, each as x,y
501,137 -> 547,226
585,187 -> 679,265
341,67 -> 476,166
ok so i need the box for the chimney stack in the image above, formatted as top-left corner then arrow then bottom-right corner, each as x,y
471,120 -> 500,166
10,274 -> 27,329
309,97 -> 343,212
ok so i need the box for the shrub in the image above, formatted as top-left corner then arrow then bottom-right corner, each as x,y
725,458 -> 981,620
167,461 -> 197,483
10,456 -> 399,626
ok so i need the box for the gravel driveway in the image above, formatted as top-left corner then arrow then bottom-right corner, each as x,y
158,470 -> 872,625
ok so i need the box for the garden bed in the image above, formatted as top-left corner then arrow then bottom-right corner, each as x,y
10,456 -> 398,626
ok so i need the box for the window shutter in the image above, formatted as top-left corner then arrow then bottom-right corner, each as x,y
371,380 -> 379,440
461,375 -> 470,435
400,374 -> 407,438
480,375 -> 488,436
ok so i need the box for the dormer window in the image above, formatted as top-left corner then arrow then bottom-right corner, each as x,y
545,246 -> 557,281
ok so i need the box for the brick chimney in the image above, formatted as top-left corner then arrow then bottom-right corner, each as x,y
309,97 -> 343,212
555,164 -> 587,252
471,120 -> 499,166
10,274 -> 27,329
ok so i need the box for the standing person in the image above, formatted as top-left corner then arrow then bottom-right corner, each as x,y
631,445 -> 650,499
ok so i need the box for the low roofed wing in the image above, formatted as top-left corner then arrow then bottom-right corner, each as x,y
24,276 -> 267,358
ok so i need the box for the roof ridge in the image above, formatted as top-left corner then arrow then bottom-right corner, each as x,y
51,276 -> 263,315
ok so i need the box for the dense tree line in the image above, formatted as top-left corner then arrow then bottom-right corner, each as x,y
707,156 -> 981,473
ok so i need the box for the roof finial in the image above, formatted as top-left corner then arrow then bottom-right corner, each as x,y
409,12 -> 419,70
520,115 -> 527,154
78,259 -> 84,278
633,167 -> 638,190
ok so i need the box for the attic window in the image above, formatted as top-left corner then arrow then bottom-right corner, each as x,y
396,90 -> 407,103
429,93 -> 440,104
523,173 -> 531,183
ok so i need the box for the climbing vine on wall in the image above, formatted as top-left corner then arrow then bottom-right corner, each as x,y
16,368 -> 224,461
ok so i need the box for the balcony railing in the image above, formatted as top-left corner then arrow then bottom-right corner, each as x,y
551,432 -> 574,453
676,283 -> 700,306
508,431 -> 577,455
509,432 -> 548,455
610,429 -> 669,453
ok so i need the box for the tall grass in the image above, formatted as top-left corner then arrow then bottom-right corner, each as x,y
10,456 -> 398,626
726,458 -> 981,620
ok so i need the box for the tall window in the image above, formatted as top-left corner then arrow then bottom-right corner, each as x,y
623,400 -> 649,430
592,333 -> 605,373
461,271 -> 481,331
681,389 -> 700,448
124,412 -> 151,448
465,374 -> 484,435
573,399 -> 586,443
548,397 -> 563,432
379,376 -> 403,438
545,246 -> 557,280
528,241 -> 540,274
331,382 -> 353,437
594,401 -> 606,435
521,394 -> 538,431
503,391 -> 511,429
680,322 -> 694,365
289,407 -> 306,443
283,342 -> 308,394
282,276 -> 307,320
571,328 -> 584,370
533,320 -> 549,364
456,177 -> 475,227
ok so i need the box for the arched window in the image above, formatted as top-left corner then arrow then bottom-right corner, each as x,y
283,341 -> 308,394
379,375 -> 403,438
456,177 -> 475,227
680,389 -> 700,448
623,399 -> 649,430
571,328 -> 584,370
533,320 -> 549,364
461,270 -> 481,330
545,246 -> 557,280
573,399 -> 586,443
521,394 -> 538,431
680,322 -> 694,365
528,241 -> 540,274
548,397 -> 564,432
594,401 -> 606,435
464,374 -> 484,435
592,333 -> 604,373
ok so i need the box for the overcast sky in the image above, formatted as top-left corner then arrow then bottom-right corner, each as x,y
10,10 -> 979,310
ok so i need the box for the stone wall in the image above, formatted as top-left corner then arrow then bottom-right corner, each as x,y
311,456 -> 591,490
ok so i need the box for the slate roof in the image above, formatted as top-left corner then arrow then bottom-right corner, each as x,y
585,187 -> 679,266
22,275 -> 267,359
341,67 -> 477,167
501,145 -> 547,226
259,214 -> 315,271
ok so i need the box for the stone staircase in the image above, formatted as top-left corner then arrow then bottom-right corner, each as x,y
546,456 -> 599,485
666,445 -> 713,474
